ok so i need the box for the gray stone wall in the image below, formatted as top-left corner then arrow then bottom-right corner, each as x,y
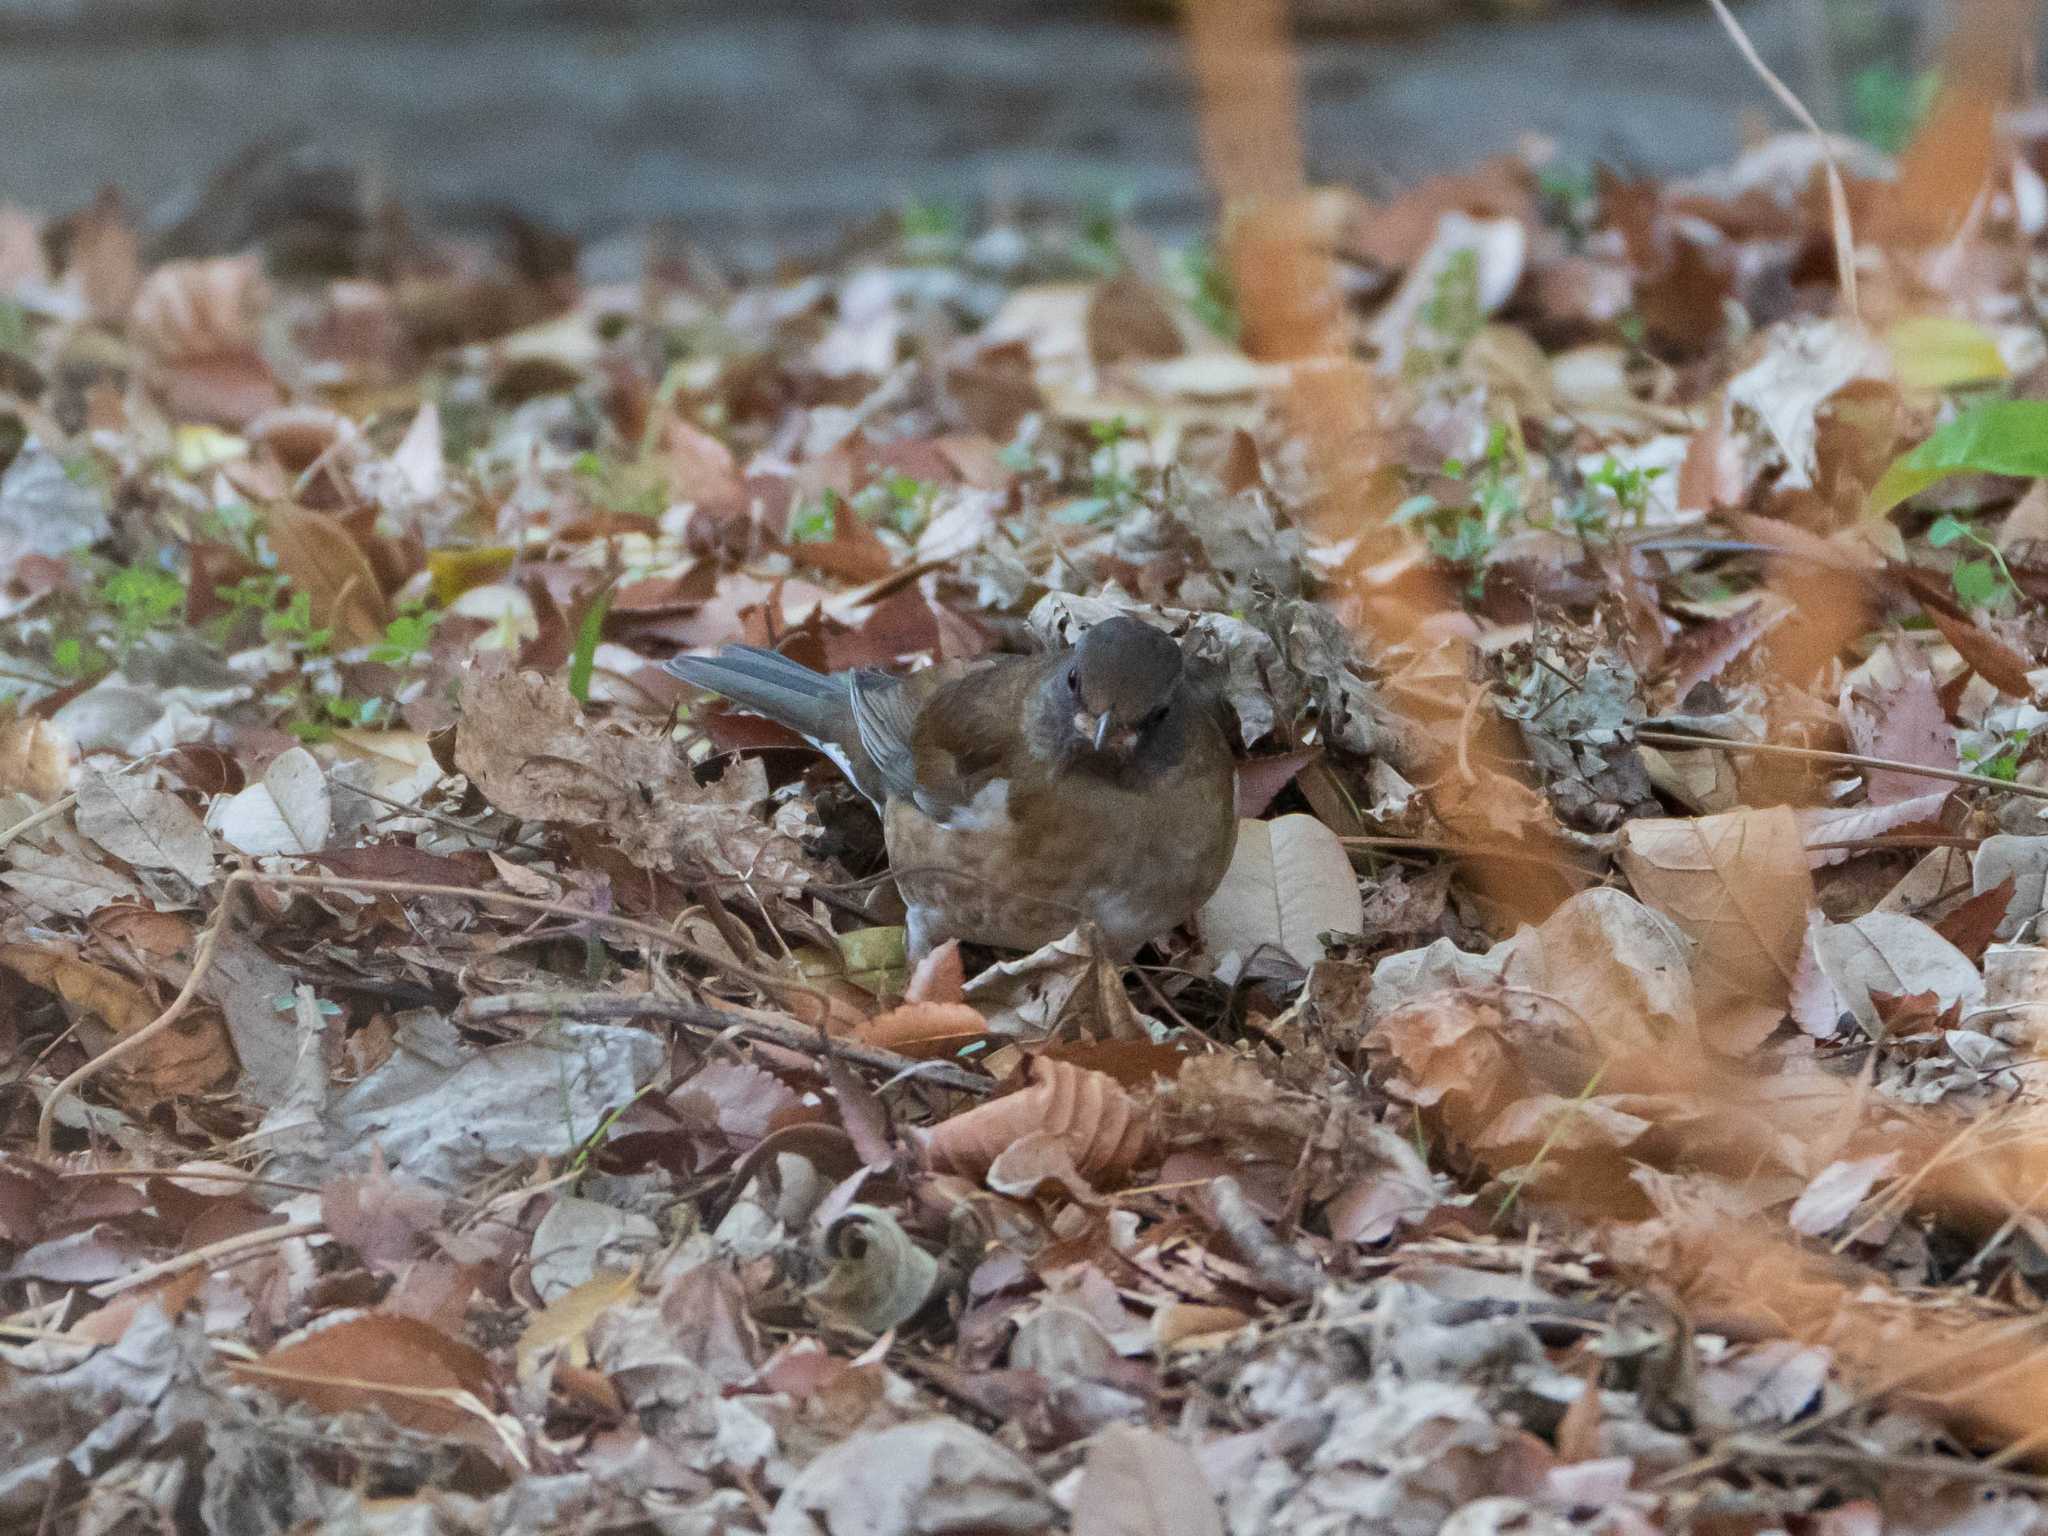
0,1 -> 1954,253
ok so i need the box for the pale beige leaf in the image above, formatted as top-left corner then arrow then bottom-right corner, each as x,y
1072,1425 -> 1224,1536
75,767 -> 214,886
1619,806 -> 1813,1053
1197,813 -> 1362,969
1808,912 -> 1984,1036
0,845 -> 139,916
515,1267 -> 639,1382
210,746 -> 331,856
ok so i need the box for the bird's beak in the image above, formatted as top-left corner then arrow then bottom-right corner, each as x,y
1093,712 -> 1112,752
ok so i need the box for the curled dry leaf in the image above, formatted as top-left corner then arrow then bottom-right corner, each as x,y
1196,813 -> 1362,970
235,1313 -> 502,1444
804,1204 -> 940,1336
1618,806 -> 1812,1054
0,715 -> 74,801
916,1056 -> 1150,1186
1804,912 -> 1984,1037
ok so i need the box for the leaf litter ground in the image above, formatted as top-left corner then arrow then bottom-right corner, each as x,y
7,87 -> 2048,1536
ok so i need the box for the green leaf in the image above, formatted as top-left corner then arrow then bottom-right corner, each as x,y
1926,514 -> 1968,548
1887,315 -> 2008,392
1870,400 -> 2048,516
1952,558 -> 2005,609
568,583 -> 617,704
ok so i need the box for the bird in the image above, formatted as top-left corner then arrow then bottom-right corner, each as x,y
665,616 -> 1238,962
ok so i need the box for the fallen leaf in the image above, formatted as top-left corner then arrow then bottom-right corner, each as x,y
1071,1424 -> 1224,1536
235,1314 -> 501,1443
805,1205 -> 940,1336
858,1001 -> 988,1058
209,745 -> 332,856
0,844 -> 140,917
766,1419 -> 1057,1536
266,503 -> 391,647
516,1266 -> 640,1383
917,1056 -> 1149,1186
1196,813 -> 1362,969
1806,912 -> 1984,1037
75,767 -> 214,887
1619,807 -> 1813,1053
1789,1152 -> 1898,1238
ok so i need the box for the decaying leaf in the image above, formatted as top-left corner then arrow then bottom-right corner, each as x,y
1071,1424 -> 1225,1536
75,766 -> 214,887
265,503 -> 391,647
209,745 -> 332,856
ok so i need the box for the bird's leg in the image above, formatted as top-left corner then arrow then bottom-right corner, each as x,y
905,906 -> 942,966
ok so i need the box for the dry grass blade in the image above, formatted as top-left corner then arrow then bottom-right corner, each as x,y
1703,0 -> 1858,319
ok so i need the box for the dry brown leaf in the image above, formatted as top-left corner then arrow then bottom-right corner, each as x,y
1618,806 -> 1813,1054
266,503 -> 391,647
75,766 -> 214,887
905,938 -> 965,1005
235,1314 -> 500,1442
1923,603 -> 2033,699
0,943 -> 233,1098
858,1001 -> 989,1059
69,188 -> 140,323
455,664 -> 814,887
130,256 -> 267,361
1086,274 -> 1184,369
917,1056 -> 1150,1185
657,407 -> 744,511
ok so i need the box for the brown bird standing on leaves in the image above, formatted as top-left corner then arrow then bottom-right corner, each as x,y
666,617 -> 1238,961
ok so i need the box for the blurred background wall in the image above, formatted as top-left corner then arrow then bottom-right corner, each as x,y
0,0 -> 1979,258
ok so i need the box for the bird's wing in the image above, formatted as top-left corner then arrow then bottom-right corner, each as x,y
900,659 -> 1044,826
847,670 -> 924,804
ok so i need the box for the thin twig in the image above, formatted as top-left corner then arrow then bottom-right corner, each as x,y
1635,729 -> 2048,803
87,1218 -> 325,1299
457,989 -> 997,1097
0,793 -> 77,854
36,871 -> 247,1157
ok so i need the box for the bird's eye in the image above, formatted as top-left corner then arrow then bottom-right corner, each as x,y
1067,669 -> 1081,694
1141,705 -> 1169,729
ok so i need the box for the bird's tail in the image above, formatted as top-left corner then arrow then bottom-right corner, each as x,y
664,646 -> 852,743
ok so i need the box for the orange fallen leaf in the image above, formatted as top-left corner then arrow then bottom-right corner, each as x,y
858,1001 -> 988,1059
917,1055 -> 1150,1185
234,1314 -> 501,1443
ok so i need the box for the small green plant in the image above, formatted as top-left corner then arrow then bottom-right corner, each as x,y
1392,423 -> 1523,596
208,571 -> 286,646
1928,514 -> 2022,612
571,450 -> 666,521
100,562 -> 185,652
51,633 -> 104,681
1408,247 -> 1484,375
264,589 -> 332,656
368,605 -> 443,668
1964,726 -> 2031,782
1849,64 -> 1940,154
1059,416 -> 1143,523
568,583 -> 617,705
851,472 -> 939,538
788,488 -> 840,544
900,196 -> 968,260
1072,190 -> 1134,276
1582,456 -> 1665,531
1169,242 -> 1238,341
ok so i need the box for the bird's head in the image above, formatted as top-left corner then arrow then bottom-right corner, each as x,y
1055,617 -> 1185,761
